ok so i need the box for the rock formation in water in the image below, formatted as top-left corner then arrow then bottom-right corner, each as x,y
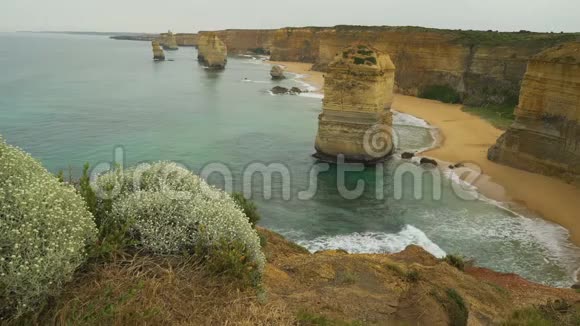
152,40 -> 165,61
197,33 -> 228,69
488,42 -> 580,185
161,30 -> 179,50
270,65 -> 286,79
314,44 -> 396,163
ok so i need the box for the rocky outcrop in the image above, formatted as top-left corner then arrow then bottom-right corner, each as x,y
488,42 -> 580,185
314,44 -> 396,163
270,65 -> 285,79
197,33 -> 228,69
160,30 -> 179,50
151,40 -> 165,61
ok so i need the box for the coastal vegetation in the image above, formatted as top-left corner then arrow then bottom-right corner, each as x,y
2,136 -> 580,325
463,105 -> 516,130
0,137 -> 97,319
419,85 -> 462,104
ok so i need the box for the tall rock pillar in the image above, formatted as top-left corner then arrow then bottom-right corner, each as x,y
152,40 -> 165,61
314,44 -> 396,163
488,42 -> 580,184
197,33 -> 228,69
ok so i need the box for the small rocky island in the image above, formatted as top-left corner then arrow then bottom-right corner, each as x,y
197,33 -> 228,69
151,40 -> 165,61
161,30 -> 179,50
270,65 -> 286,79
314,44 -> 396,163
489,41 -> 580,185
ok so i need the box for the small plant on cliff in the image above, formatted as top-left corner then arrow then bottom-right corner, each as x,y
445,288 -> 469,326
443,255 -> 466,271
406,269 -> 421,283
231,192 -> 261,227
0,136 -> 97,320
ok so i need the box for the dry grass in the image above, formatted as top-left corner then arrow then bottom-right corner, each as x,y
31,254 -> 295,326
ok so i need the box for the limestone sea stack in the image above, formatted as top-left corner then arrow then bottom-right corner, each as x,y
270,65 -> 286,79
152,40 -> 165,61
488,42 -> 580,184
314,44 -> 396,163
197,33 -> 228,69
161,30 -> 179,50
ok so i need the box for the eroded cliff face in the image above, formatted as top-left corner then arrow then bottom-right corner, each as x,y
159,30 -> 179,50
208,30 -> 275,54
174,33 -> 198,46
207,26 -> 578,106
197,33 -> 228,69
314,27 -> 579,106
315,44 -> 395,163
488,42 -> 580,184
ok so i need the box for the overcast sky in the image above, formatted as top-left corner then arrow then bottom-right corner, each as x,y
1,0 -> 578,33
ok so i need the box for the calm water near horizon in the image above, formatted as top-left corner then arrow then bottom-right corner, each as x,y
1,32 -> 579,287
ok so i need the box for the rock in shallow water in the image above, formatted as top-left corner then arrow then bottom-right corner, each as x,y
197,33 -> 228,69
271,86 -> 289,95
314,43 -> 396,163
270,65 -> 286,80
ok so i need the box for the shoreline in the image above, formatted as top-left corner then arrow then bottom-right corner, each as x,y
273,60 -> 580,248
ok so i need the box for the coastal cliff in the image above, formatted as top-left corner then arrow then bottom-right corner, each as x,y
488,42 -> 580,185
206,26 -> 579,106
197,33 -> 228,69
160,30 -> 179,50
174,33 -> 198,46
315,44 -> 395,163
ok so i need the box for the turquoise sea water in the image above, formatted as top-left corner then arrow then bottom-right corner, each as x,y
1,33 -> 579,287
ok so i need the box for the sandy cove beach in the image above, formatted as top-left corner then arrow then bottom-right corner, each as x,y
272,60 -> 580,247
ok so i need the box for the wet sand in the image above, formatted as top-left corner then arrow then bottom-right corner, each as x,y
275,60 -> 580,246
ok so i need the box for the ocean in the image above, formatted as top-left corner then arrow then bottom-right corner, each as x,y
1,32 -> 579,287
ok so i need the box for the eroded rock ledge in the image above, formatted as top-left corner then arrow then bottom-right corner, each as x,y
488,42 -> 580,185
314,44 -> 396,163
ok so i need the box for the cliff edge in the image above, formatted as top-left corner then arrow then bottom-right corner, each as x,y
488,42 -> 580,185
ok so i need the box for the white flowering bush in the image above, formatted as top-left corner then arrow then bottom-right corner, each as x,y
97,162 -> 266,285
0,137 -> 97,319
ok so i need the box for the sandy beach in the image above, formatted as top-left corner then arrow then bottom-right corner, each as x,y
274,61 -> 580,247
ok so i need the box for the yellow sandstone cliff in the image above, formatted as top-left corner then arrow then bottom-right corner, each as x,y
197,32 -> 228,69
206,26 -> 579,106
315,44 -> 396,163
488,42 -> 580,184
160,30 -> 179,50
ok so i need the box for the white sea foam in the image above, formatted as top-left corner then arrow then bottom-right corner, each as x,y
392,110 -> 431,128
298,92 -> 324,99
295,225 -> 447,258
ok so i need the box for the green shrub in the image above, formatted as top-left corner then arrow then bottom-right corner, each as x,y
98,162 -> 266,286
444,255 -> 466,272
445,288 -> 469,326
231,192 -> 260,227
406,269 -> 420,283
419,85 -> 461,104
0,137 -> 97,320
